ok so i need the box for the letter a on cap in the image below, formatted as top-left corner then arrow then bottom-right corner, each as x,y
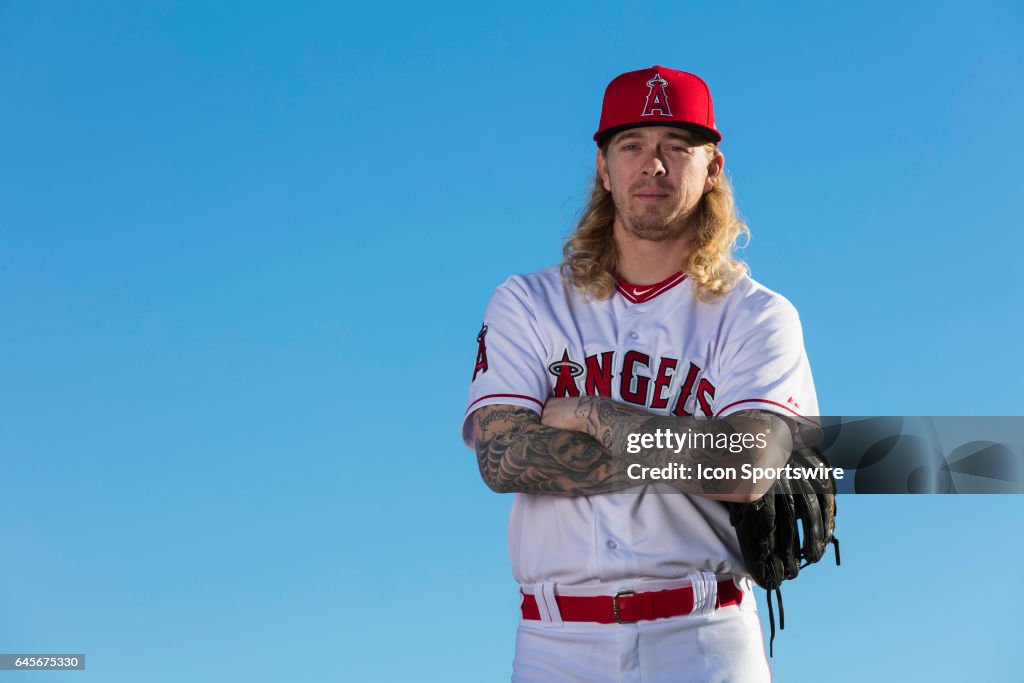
641,73 -> 672,117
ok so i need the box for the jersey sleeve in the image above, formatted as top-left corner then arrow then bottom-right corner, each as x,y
461,280 -> 551,448
711,298 -> 820,428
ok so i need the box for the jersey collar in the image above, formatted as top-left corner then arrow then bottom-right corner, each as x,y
615,271 -> 688,304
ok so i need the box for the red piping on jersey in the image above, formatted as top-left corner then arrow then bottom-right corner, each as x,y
615,271 -> 687,304
467,393 -> 545,412
714,398 -> 821,427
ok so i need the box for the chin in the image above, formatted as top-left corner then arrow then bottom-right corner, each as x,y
625,219 -> 685,243
625,227 -> 674,243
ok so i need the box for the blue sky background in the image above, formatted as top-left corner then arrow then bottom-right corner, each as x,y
1,1 -> 1022,680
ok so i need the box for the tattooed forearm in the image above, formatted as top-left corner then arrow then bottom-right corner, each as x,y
472,404 -> 640,497
573,398 -> 785,455
471,403 -> 790,499
472,401 -> 794,500
569,397 -> 794,499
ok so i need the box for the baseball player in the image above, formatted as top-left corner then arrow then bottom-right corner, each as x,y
462,66 -> 819,683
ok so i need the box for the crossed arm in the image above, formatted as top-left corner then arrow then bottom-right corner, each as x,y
471,396 -> 793,502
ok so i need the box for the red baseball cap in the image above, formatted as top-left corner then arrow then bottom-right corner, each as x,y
594,66 -> 721,145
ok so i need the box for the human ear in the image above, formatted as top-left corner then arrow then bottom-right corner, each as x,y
596,149 -> 612,192
704,150 -> 724,194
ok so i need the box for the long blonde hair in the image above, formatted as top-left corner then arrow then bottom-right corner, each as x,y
561,143 -> 750,302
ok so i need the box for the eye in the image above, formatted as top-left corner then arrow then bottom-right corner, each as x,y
621,143 -> 641,151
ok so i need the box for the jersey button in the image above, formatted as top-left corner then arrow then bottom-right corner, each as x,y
606,540 -> 618,549
629,331 -> 639,340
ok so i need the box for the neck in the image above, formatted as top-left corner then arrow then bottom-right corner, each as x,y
612,219 -> 693,285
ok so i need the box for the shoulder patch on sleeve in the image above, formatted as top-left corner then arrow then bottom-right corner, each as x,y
472,322 -> 489,381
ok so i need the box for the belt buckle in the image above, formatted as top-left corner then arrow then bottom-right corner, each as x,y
613,590 -> 637,624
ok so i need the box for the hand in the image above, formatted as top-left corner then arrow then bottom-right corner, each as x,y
720,411 -> 794,470
716,411 -> 795,499
540,397 -> 585,432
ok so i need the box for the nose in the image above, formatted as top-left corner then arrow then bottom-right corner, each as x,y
642,153 -> 667,177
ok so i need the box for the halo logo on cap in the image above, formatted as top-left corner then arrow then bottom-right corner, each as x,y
641,73 -> 673,118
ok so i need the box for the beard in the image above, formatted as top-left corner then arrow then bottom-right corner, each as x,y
614,184 -> 694,242
619,206 -> 689,241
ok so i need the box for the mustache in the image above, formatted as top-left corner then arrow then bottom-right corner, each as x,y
630,182 -> 675,194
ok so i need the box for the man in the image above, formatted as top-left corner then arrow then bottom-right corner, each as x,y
462,66 -> 819,682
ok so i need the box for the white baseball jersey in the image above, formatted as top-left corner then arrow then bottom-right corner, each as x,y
463,264 -> 819,591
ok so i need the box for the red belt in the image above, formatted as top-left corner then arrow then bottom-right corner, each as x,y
521,580 -> 742,624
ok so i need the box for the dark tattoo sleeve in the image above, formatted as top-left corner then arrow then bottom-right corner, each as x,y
472,404 -> 640,497
569,398 -> 794,499
471,402 -> 792,500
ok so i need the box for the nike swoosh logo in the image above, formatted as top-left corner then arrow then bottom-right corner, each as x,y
632,287 -> 654,297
